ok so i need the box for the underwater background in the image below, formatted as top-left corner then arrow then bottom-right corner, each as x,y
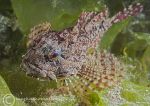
0,0 -> 150,106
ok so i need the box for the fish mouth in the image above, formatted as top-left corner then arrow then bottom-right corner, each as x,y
20,59 -> 58,81
21,51 -> 70,81
21,58 -> 43,77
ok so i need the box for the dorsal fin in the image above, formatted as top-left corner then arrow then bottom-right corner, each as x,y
27,22 -> 52,48
111,3 -> 143,24
73,8 -> 108,33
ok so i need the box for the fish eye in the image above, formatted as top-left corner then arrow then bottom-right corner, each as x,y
44,51 -> 58,62
43,47 -> 63,62
49,52 -> 59,59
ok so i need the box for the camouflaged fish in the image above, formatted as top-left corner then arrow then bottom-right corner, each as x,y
21,3 -> 143,94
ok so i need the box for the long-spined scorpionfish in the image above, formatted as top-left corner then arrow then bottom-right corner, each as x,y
21,3 -> 143,103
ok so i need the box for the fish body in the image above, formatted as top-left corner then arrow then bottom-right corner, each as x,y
21,3 -> 143,93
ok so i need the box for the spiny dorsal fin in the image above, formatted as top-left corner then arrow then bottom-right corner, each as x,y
73,3 -> 143,46
73,8 -> 108,33
111,3 -> 143,23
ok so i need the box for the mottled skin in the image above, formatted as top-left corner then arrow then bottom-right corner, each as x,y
21,3 -> 143,92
